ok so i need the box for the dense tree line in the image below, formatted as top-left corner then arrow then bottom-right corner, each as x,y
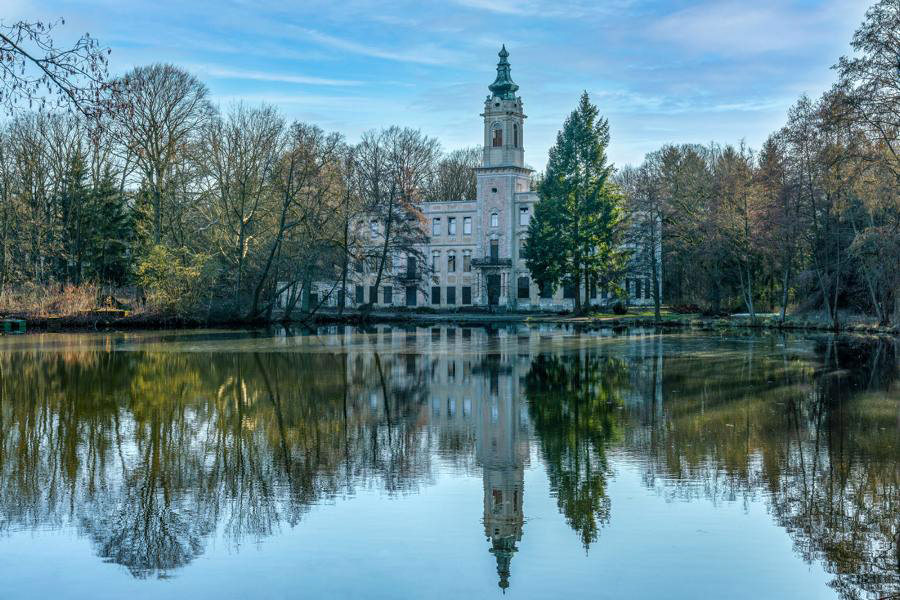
622,0 -> 898,326
0,1 -> 896,326
0,54 -> 482,318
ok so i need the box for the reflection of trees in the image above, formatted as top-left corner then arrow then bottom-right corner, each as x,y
0,330 -> 896,597
0,335 -> 434,578
524,352 -> 627,548
630,336 -> 899,600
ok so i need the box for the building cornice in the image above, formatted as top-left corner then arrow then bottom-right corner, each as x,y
474,165 -> 533,174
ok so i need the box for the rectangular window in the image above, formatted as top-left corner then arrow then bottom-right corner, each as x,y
431,286 -> 441,305
540,284 -> 553,299
563,284 -> 575,299
490,213 -> 498,227
370,220 -> 378,236
517,277 -> 530,300
383,286 -> 393,305
645,280 -> 653,299
447,253 -> 456,273
406,285 -> 417,306
463,217 -> 472,235
369,286 -> 378,304
448,217 -> 456,235
519,207 -> 529,226
463,250 -> 471,273
406,256 -> 416,278
462,286 -> 472,305
492,127 -> 502,147
355,285 -> 364,304
490,240 -> 499,261
432,217 -> 441,236
432,251 -> 440,271
354,259 -> 363,273
590,281 -> 597,299
446,286 -> 456,305
635,279 -> 642,299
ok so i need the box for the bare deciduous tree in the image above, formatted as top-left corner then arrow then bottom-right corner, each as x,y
116,64 -> 213,245
0,19 -> 116,122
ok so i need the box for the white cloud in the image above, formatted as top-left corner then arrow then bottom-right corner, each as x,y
450,0 -> 635,18
294,27 -> 464,65
649,0 -> 866,56
197,66 -> 361,86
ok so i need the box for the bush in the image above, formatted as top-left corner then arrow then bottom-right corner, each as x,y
611,301 -> 628,315
136,245 -> 212,316
671,304 -> 701,314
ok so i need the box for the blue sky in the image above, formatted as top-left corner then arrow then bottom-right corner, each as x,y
7,0 -> 869,170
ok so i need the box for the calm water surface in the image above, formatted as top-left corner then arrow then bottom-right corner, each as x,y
0,326 -> 897,599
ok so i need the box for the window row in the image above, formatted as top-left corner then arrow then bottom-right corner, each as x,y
486,207 -> 529,229
430,286 -> 474,305
353,255 -> 418,275
431,250 -> 472,273
432,216 -> 472,236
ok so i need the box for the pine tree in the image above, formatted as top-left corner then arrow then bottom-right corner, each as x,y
86,168 -> 133,285
523,92 -> 626,311
58,150 -> 91,284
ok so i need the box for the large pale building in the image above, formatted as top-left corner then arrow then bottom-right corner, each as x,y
305,46 -> 657,311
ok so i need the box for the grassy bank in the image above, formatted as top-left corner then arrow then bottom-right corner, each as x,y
310,307 -> 900,336
2,286 -> 897,336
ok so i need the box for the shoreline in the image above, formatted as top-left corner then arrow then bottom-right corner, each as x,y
3,310 -> 898,337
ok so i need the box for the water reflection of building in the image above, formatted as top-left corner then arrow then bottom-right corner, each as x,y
337,325 -> 534,589
417,329 -> 531,590
475,357 -> 528,590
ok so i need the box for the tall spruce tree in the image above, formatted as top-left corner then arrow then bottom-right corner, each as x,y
524,92 -> 626,311
86,168 -> 133,285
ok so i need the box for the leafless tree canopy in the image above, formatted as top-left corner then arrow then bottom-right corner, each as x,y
0,19 -> 116,120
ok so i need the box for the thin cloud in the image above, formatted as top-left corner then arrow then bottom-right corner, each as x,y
451,0 -> 635,18
649,0 -> 864,55
295,27 -> 463,65
200,66 -> 361,86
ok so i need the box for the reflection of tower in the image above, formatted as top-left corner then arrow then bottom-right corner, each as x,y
475,355 -> 528,591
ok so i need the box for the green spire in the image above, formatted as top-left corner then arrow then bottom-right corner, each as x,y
489,44 -> 519,100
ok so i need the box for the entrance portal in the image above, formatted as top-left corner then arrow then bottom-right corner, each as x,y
487,274 -> 501,306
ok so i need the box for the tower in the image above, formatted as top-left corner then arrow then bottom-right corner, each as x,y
482,45 -> 525,169
475,46 -> 535,308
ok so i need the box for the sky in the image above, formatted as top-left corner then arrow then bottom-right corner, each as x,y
6,0 -> 871,170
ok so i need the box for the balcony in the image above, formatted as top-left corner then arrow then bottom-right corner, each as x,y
472,257 -> 512,268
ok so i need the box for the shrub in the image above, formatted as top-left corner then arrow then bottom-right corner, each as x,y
136,245 -> 212,316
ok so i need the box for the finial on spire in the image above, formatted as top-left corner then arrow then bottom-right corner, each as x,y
489,45 -> 518,100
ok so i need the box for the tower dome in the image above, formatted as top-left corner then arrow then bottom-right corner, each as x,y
488,45 -> 519,100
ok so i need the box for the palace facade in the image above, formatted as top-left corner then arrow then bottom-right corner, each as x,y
305,46 -> 658,311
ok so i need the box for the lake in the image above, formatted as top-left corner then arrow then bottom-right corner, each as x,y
0,326 -> 897,599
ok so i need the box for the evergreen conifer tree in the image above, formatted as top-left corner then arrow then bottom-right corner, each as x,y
523,92 -> 626,311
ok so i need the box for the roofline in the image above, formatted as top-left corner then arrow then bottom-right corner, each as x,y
474,165 -> 534,174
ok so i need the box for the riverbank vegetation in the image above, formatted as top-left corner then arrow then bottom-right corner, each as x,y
0,1 -> 896,330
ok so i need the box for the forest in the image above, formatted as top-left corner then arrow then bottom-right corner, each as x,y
0,0 -> 896,326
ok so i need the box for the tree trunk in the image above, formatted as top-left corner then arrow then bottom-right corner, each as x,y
651,223 -> 661,321
780,263 -> 791,325
364,186 -> 396,319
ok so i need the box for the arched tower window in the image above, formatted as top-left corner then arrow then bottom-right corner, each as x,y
513,123 -> 518,148
491,122 -> 503,147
